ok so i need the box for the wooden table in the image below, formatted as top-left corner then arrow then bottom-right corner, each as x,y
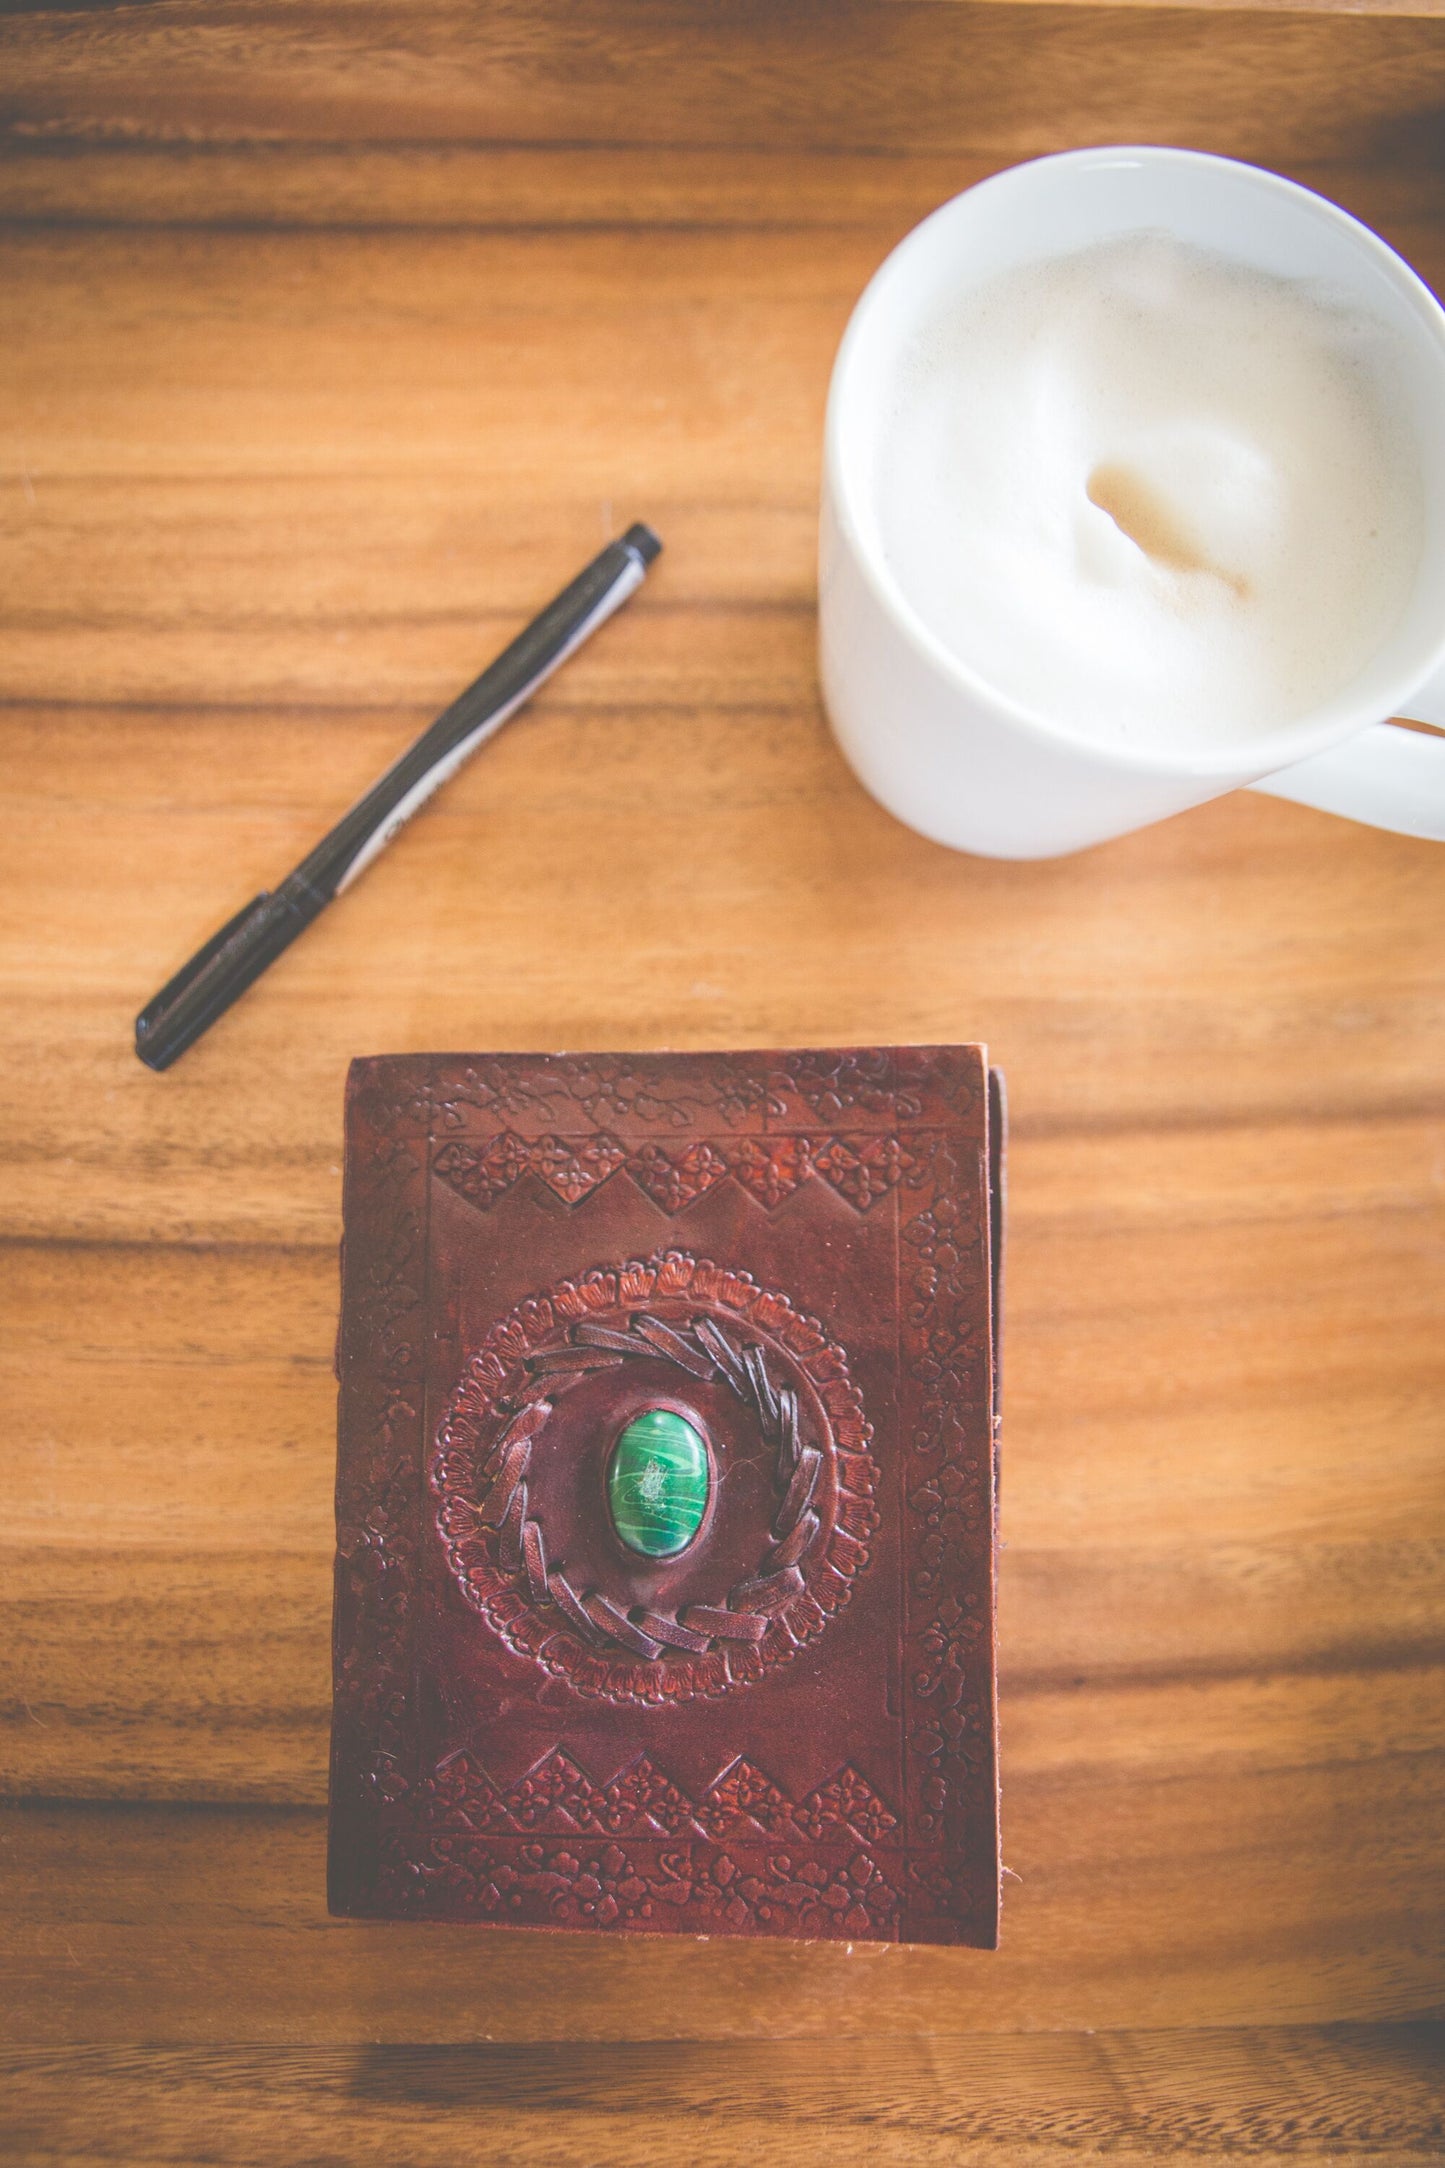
3,5 -> 1443,2160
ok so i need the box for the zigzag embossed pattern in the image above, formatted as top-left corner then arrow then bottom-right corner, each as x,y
377,1748 -> 916,1936
432,1130 -> 915,1215
397,1746 -> 901,1845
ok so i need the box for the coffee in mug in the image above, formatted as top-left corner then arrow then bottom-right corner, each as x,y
876,233 -> 1423,756
820,150 -> 1445,857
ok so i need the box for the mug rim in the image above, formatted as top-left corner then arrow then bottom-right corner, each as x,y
824,144 -> 1445,782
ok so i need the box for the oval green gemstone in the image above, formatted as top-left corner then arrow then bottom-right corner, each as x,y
607,1408 -> 710,1560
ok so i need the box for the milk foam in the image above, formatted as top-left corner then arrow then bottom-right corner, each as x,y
877,235 -> 1423,751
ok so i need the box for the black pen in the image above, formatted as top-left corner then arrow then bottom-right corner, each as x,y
135,522 -> 662,1071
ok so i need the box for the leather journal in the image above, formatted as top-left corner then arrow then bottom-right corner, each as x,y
329,1046 -> 1004,1945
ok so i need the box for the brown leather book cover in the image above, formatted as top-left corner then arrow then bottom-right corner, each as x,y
329,1046 -> 1004,1946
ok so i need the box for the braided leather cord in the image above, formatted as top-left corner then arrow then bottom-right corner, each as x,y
477,1313 -> 820,1661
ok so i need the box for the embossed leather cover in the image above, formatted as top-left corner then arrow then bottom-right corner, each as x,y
329,1047 -> 1004,1946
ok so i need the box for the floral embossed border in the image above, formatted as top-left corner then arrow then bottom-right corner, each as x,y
379,1833 -> 902,1938
414,1045 -> 985,1139
898,1117 -> 1001,1942
329,1062 -> 433,1899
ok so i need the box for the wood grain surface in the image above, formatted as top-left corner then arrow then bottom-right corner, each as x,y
2,2030 -> 1443,2166
2,0 -> 1444,2160
4,0 -> 1445,162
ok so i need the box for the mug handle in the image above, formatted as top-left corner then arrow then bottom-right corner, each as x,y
1247,674 -> 1445,840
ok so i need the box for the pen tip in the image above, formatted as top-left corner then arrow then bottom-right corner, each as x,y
622,522 -> 662,566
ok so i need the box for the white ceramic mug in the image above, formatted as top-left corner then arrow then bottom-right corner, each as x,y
819,147 -> 1445,859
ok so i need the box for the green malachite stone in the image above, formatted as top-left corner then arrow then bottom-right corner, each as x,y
607,1408 -> 710,1559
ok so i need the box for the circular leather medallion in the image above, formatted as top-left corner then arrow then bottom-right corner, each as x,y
432,1250 -> 878,1705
